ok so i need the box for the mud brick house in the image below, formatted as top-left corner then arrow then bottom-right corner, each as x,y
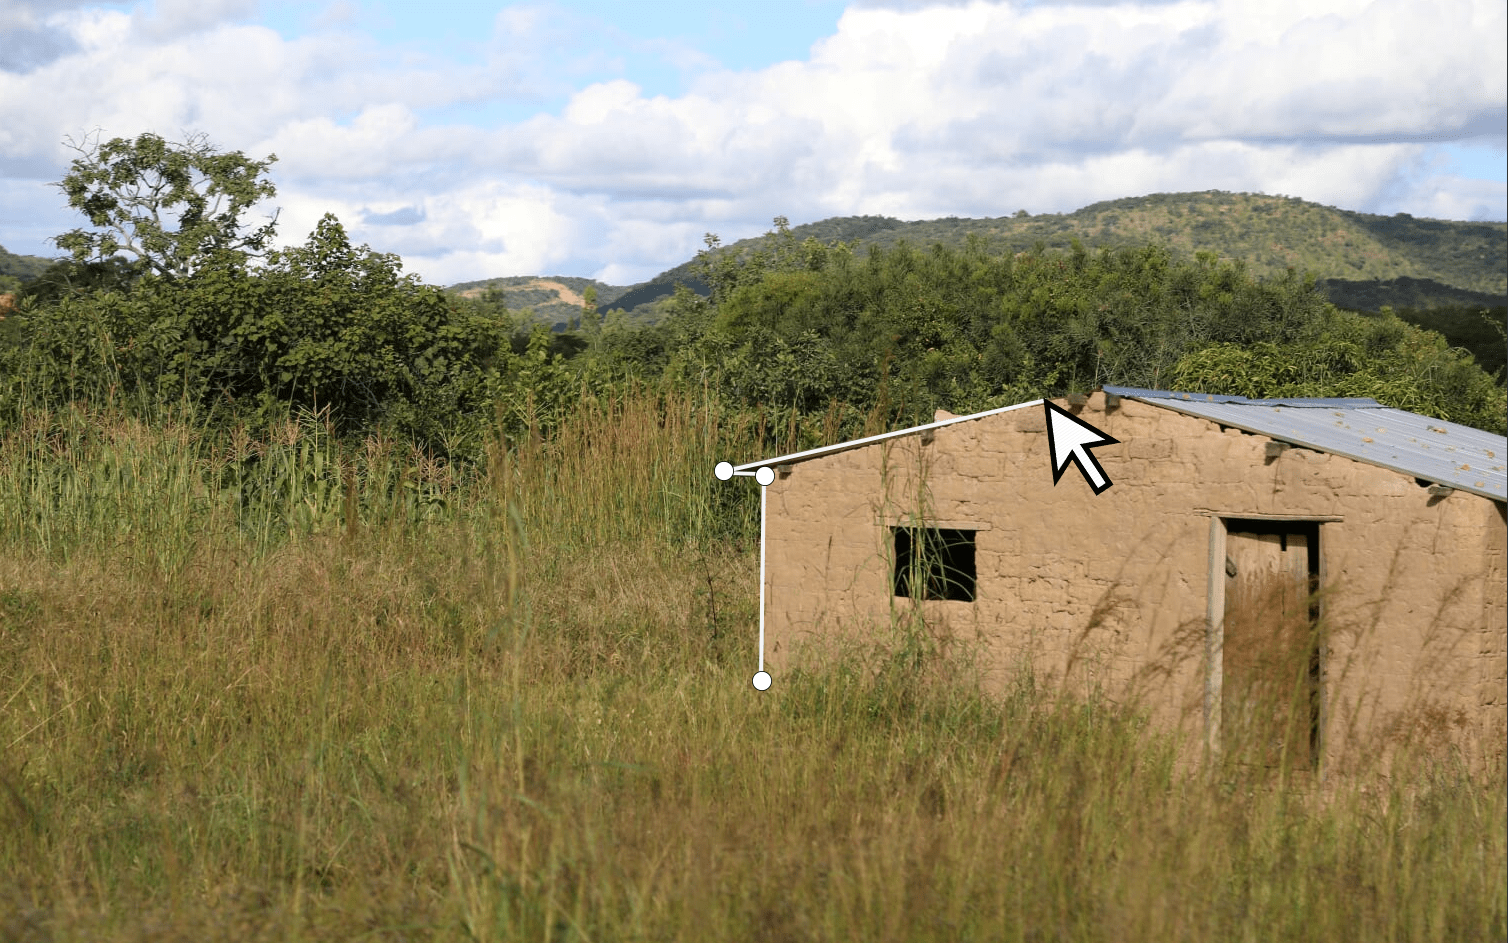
730,386 -> 1507,771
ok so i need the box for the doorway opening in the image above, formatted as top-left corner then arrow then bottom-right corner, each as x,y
1217,519 -> 1324,772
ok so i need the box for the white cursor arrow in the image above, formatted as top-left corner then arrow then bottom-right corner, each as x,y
1045,400 -> 1119,495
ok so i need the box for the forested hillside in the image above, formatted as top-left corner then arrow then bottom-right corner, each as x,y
1315,276 -> 1506,378
12,189 -> 1504,318
1316,276 -> 1503,311
598,192 -> 1507,318
447,274 -> 630,331
0,243 -> 52,293
863,192 -> 1506,294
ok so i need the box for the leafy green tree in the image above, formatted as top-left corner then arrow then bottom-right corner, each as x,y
7,215 -> 515,453
695,216 -> 854,306
52,130 -> 278,282
1169,311 -> 1507,434
580,284 -> 600,338
665,231 -> 1507,434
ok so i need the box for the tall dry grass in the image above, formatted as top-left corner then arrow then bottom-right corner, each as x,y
0,384 -> 1503,941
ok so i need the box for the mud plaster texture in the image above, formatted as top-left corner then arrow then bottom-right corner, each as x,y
759,391 -> 1508,770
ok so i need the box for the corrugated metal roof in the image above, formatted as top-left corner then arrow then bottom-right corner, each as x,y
1104,385 -> 1508,502
731,386 -> 1507,503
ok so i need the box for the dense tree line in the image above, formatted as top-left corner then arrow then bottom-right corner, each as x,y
598,220 -> 1505,437
3,134 -> 1504,469
0,133 -> 599,462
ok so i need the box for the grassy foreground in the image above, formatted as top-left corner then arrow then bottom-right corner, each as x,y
0,388 -> 1503,942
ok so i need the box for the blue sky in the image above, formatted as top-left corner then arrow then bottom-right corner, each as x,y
2,0 -> 1504,287
260,1 -> 852,109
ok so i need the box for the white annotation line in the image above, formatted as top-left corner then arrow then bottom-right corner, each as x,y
720,397 -> 1049,693
732,399 -> 1045,472
758,483 -> 766,676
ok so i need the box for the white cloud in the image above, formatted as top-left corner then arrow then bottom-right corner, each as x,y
1403,176 -> 1508,223
130,0 -> 257,40
562,80 -> 643,125
0,0 -> 1502,286
1153,0 -> 1506,142
1,0 -> 126,29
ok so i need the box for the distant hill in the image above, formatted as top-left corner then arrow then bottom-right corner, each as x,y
597,216 -> 910,317
591,192 -> 1506,318
1316,276 -> 1505,313
853,192 -> 1505,294
15,191 -> 1504,351
446,275 -> 631,331
1314,276 -> 1506,381
0,244 -> 56,292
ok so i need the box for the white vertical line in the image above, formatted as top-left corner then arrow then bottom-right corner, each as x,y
758,482 -> 767,673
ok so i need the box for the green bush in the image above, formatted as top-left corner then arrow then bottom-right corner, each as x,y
1170,309 -> 1508,434
4,215 -> 517,455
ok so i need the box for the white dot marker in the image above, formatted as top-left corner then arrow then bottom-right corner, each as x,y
714,461 -> 734,481
752,670 -> 772,691
755,466 -> 775,486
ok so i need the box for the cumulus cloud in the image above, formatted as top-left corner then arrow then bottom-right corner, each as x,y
0,23 -> 78,72
129,0 -> 257,40
0,0 -> 1502,286
0,0 -> 125,71
1,0 -> 125,25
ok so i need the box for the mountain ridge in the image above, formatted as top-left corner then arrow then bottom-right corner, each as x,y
585,191 -> 1505,322
7,191 -> 1504,326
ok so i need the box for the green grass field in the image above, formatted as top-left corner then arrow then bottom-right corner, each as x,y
1,389 -> 1503,941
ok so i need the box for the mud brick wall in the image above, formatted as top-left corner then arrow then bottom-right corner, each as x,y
759,391 -> 1507,767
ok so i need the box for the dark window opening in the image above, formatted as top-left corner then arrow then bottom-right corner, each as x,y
893,527 -> 976,602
